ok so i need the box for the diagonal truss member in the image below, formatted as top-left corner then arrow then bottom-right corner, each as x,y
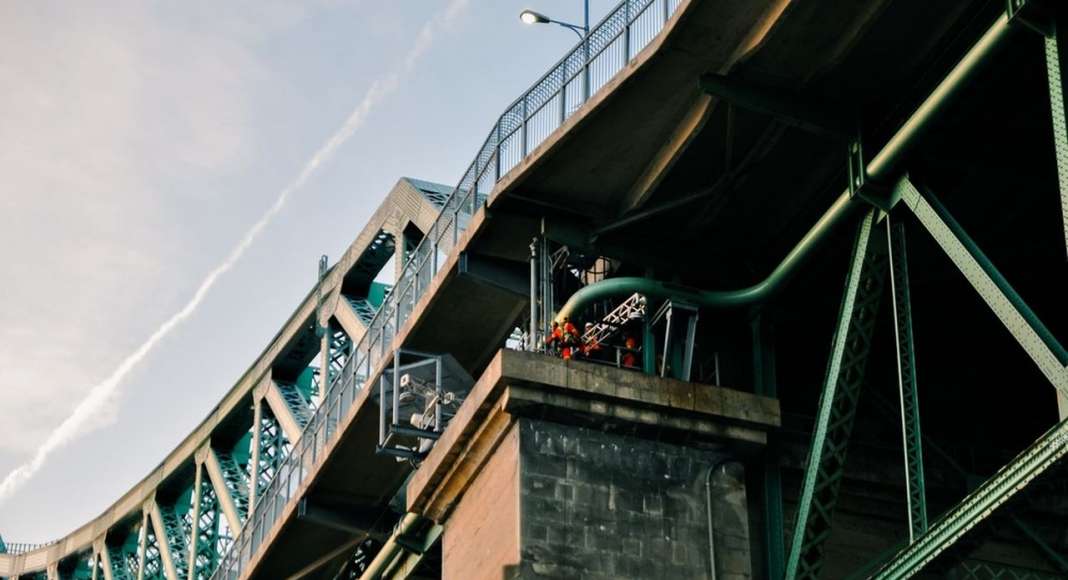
886,220 -> 928,541
871,415 -> 1068,579
871,177 -> 1068,576
785,209 -> 889,580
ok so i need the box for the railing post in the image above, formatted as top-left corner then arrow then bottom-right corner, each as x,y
582,38 -> 590,102
521,97 -> 528,158
662,0 -> 669,25
495,118 -> 502,181
559,63 -> 567,126
624,1 -> 631,60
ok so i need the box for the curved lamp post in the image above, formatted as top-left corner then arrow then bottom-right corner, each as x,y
520,2 -> 591,100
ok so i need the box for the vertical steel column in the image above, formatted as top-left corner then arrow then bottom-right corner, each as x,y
187,463 -> 203,577
136,513 -> 148,580
530,238 -> 539,351
886,220 -> 928,542
752,312 -> 785,579
247,397 -> 263,514
1043,9 -> 1068,257
786,210 -> 889,580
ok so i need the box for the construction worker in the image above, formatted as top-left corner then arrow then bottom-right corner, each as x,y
556,317 -> 578,360
621,335 -> 638,368
546,321 -> 563,355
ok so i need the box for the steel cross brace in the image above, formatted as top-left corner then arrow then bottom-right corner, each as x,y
894,178 -> 1068,394
871,416 -> 1068,578
886,221 -> 928,541
785,209 -> 890,580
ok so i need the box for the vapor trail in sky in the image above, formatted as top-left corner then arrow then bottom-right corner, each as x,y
0,0 -> 470,504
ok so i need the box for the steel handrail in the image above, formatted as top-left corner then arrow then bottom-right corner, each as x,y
209,1 -> 682,578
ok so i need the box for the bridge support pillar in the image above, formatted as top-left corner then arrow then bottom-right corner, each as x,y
405,349 -> 779,579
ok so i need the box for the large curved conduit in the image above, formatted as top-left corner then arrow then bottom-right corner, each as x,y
557,13 -> 1016,323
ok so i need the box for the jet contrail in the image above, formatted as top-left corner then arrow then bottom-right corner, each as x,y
0,0 -> 470,504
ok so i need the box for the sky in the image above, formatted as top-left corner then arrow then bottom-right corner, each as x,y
0,0 -> 614,542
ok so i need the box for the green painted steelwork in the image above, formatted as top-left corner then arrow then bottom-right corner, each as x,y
1016,0 -> 1068,257
948,558 -> 1065,580
368,282 -> 392,309
886,220 -> 928,541
159,501 -> 192,579
254,408 -> 289,502
560,10 -> 1019,326
896,179 -> 1068,391
193,472 -> 226,579
871,415 -> 1068,578
557,191 -> 863,322
785,209 -> 889,580
751,314 -> 785,579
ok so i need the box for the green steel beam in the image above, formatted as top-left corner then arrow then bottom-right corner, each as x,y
785,209 -> 889,580
895,178 -> 1068,393
1045,9 -> 1068,258
751,313 -> 785,579
868,391 -> 1068,576
948,558 -> 1064,580
886,220 -> 928,541
1010,0 -> 1068,257
871,416 -> 1068,578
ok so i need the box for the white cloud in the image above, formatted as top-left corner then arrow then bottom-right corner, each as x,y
0,0 -> 471,504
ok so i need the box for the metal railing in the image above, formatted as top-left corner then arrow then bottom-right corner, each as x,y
0,540 -> 59,556
211,1 -> 682,577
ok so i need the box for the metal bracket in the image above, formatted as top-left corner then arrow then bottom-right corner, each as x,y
848,140 -> 898,211
1007,0 -> 1056,37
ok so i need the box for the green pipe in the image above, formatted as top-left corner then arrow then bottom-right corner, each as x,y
557,13 -> 1018,324
557,192 -> 862,321
866,13 -> 1014,180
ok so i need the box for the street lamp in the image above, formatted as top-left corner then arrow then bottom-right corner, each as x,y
520,2 -> 592,100
519,3 -> 590,40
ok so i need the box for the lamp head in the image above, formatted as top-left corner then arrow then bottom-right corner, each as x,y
520,9 -> 550,25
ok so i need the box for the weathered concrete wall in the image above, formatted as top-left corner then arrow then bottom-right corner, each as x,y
516,418 -> 751,580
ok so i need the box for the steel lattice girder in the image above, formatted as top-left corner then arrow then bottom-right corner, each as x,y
871,177 -> 1068,578
871,416 -> 1068,579
948,558 -> 1065,580
785,209 -> 890,580
886,220 -> 928,541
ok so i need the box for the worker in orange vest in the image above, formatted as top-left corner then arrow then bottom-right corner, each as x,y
560,317 -> 580,360
546,321 -> 563,355
621,335 -> 638,368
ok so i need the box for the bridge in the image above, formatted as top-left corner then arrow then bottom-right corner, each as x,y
3,0 -> 1068,578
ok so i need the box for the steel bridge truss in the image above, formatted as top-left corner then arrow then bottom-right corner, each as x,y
782,2 -> 1068,577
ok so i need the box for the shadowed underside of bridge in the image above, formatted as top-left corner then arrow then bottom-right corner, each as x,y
4,0 -> 1068,578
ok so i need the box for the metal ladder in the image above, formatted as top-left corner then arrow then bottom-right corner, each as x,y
581,292 -> 647,345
